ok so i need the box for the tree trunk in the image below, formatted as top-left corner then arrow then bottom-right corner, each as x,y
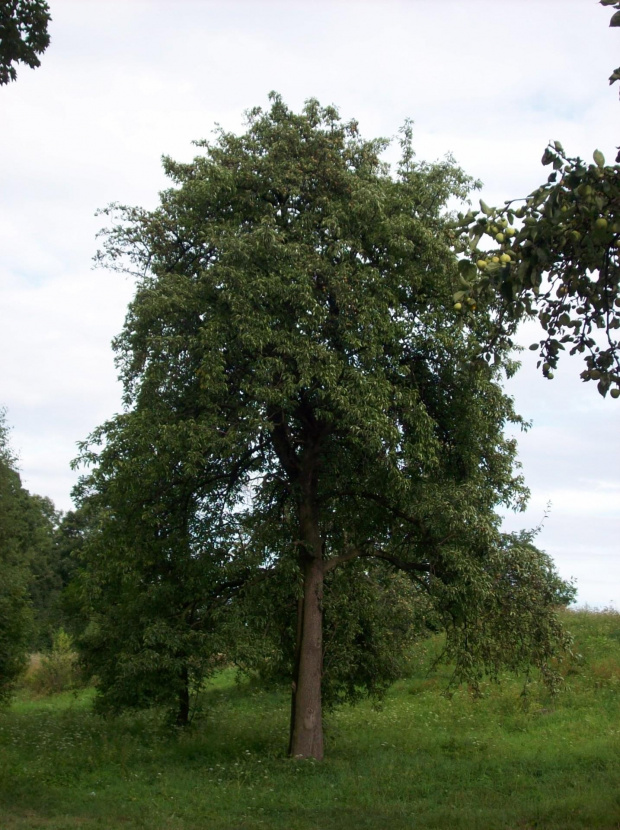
287,594 -> 304,756
176,664 -> 190,726
288,556 -> 324,760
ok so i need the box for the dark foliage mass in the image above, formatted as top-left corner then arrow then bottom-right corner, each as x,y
0,0 -> 51,85
0,409 -> 61,700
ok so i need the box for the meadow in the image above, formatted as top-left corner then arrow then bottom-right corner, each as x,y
1,609 -> 619,830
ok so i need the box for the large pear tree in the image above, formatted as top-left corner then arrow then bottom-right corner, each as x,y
87,95 -> 572,759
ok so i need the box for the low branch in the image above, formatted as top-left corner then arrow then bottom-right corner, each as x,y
364,547 -> 430,575
323,543 -> 430,576
323,546 -> 362,573
327,489 -> 424,529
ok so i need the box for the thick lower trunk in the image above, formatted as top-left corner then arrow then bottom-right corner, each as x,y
288,557 -> 324,760
288,595 -> 304,756
176,665 -> 190,726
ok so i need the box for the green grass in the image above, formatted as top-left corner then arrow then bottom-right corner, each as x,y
1,610 -> 620,829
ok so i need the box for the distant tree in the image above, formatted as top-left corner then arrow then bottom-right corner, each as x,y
452,0 -> 620,397
0,0 -> 51,85
0,409 -> 63,703
49,508 -> 93,639
0,410 -> 33,700
90,95 -> 574,759
23,491 -> 61,650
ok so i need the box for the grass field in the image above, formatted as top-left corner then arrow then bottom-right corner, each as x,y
1,609 -> 619,829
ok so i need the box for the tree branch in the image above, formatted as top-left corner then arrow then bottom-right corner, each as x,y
267,407 -> 300,480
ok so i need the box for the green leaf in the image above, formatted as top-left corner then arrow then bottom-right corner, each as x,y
458,260 -> 477,279
610,10 -> 620,25
598,378 -> 610,396
479,199 -> 493,215
593,149 -> 606,168
553,140 -> 564,153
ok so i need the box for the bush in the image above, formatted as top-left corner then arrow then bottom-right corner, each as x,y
22,629 -> 83,696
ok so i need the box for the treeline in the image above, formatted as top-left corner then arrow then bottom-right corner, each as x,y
0,410 -> 83,699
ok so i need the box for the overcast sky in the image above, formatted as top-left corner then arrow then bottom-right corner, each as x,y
1,0 -> 618,607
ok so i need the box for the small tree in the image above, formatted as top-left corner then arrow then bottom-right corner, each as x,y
91,95 -> 573,758
74,409 -> 258,725
0,0 -> 51,85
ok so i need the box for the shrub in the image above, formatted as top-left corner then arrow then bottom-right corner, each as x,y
22,628 -> 83,696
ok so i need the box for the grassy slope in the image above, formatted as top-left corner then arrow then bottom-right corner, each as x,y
0,610 -> 619,830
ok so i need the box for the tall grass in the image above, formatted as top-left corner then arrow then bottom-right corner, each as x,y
1,609 -> 619,829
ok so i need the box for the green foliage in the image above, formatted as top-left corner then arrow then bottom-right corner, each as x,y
47,508 -> 91,640
0,410 -> 33,702
451,1 -> 620,396
25,493 -> 64,650
0,409 -> 62,701
85,95 -> 574,751
22,628 -> 83,696
0,0 -> 51,85
440,535 -> 576,693
452,145 -> 620,395
232,559 -> 437,708
73,410 -> 255,723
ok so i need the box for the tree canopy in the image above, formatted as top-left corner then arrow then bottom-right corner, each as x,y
0,0 -> 51,85
82,94 -> 574,759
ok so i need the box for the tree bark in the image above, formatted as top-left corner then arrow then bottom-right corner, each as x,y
287,594 -> 304,756
270,410 -> 325,760
288,555 -> 324,760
